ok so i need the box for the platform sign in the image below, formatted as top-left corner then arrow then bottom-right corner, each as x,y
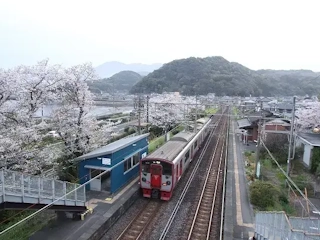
102,158 -> 111,165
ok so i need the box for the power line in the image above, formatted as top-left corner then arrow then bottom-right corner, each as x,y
260,138 -> 319,213
0,126 -> 183,232
0,169 -> 108,237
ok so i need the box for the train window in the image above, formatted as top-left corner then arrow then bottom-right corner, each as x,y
162,162 -> 172,175
184,150 -> 190,163
141,163 -> 150,173
194,141 -> 198,149
152,166 -> 162,175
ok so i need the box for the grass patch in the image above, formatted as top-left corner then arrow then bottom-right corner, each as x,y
232,106 -> 240,119
205,108 -> 217,115
0,210 -> 56,240
148,135 -> 165,153
148,125 -> 184,153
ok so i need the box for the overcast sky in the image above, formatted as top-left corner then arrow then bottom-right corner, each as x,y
1,0 -> 319,71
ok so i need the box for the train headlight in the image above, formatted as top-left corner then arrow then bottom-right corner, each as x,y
166,181 -> 171,185
142,177 -> 146,182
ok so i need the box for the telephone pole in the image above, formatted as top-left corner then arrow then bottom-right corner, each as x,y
287,96 -> 296,177
134,95 -> 144,135
194,95 -> 198,133
146,95 -> 149,124
255,101 -> 263,179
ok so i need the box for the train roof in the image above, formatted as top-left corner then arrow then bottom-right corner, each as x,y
145,131 -> 195,162
145,140 -> 187,162
170,131 -> 195,142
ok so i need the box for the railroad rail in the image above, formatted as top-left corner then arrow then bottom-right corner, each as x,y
186,117 -> 227,240
116,201 -> 161,240
158,108 -> 228,240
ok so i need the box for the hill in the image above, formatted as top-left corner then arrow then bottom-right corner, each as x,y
256,69 -> 320,96
89,71 -> 142,93
95,61 -> 162,78
130,57 -> 320,96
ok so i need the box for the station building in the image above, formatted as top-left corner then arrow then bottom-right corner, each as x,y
75,133 -> 149,193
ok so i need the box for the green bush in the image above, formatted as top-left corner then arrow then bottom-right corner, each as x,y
311,147 -> 320,174
249,181 -> 279,209
244,151 -> 252,157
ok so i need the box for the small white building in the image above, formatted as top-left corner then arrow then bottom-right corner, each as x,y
296,132 -> 320,168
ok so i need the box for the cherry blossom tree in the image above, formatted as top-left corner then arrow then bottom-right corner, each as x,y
0,60 -> 66,172
145,94 -> 205,128
14,59 -> 65,124
0,68 -> 19,126
53,63 -> 100,158
295,101 -> 320,132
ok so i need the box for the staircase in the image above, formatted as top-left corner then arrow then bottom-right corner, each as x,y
0,169 -> 86,212
255,211 -> 320,239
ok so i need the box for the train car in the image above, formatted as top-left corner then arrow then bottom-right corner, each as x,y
140,118 -> 212,200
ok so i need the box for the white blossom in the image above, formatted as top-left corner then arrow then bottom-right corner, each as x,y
145,93 -> 205,127
53,62 -> 100,157
295,101 -> 320,132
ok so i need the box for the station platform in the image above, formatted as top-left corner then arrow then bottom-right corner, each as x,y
30,177 -> 140,240
224,121 -> 255,240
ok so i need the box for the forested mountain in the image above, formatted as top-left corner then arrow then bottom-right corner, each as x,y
256,70 -> 320,96
89,71 -> 142,93
130,57 -> 320,96
95,61 -> 162,78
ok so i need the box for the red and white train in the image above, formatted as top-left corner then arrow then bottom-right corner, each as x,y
140,118 -> 212,201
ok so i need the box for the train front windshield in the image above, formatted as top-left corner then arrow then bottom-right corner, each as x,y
141,160 -> 172,175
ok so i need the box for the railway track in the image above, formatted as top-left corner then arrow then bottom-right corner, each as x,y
186,118 -> 227,240
159,108 -> 228,240
116,201 -> 161,240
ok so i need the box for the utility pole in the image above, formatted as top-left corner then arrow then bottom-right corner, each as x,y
112,78 -> 115,113
134,95 -> 143,135
287,96 -> 296,177
194,95 -> 198,133
146,95 -> 149,124
138,96 -> 142,135
255,101 -> 263,179
183,104 -> 186,131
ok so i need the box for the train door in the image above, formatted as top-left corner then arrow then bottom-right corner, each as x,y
176,165 -> 179,184
150,164 -> 162,189
190,146 -> 194,161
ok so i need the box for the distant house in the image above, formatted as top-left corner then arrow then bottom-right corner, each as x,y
263,119 -> 291,133
258,97 -> 273,103
261,119 -> 291,141
277,103 -> 293,114
236,116 -> 259,142
296,132 -> 320,168
240,100 -> 257,112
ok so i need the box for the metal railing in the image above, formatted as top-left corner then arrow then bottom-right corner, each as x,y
255,211 -> 320,239
0,169 -> 86,206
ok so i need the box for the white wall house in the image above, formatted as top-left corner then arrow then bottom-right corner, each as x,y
296,132 -> 320,168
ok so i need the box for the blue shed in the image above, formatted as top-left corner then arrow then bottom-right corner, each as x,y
75,133 -> 149,193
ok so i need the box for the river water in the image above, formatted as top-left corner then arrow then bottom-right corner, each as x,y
34,105 -> 133,118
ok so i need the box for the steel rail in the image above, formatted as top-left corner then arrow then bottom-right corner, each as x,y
207,128 -> 226,239
116,201 -> 161,240
186,118 -> 227,240
219,109 -> 230,240
158,109 -> 227,240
